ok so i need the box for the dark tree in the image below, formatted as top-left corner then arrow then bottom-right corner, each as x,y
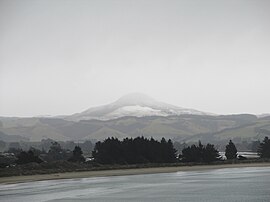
68,146 -> 85,162
203,144 -> 220,162
258,136 -> 270,158
45,142 -> 70,162
181,145 -> 199,162
181,141 -> 220,163
166,139 -> 178,163
225,140 -> 237,160
16,150 -> 43,164
92,137 -> 123,164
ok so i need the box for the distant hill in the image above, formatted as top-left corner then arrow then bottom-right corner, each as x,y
0,117 -> 70,142
0,114 -> 260,142
183,116 -> 270,143
0,130 -> 28,142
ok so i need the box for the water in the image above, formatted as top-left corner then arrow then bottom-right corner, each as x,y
0,167 -> 270,202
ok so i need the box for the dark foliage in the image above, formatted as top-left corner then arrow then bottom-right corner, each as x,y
44,142 -> 71,162
0,153 -> 16,168
16,150 -> 43,164
92,137 -> 177,164
225,140 -> 238,159
181,141 -> 220,163
68,146 -> 85,162
258,136 -> 270,158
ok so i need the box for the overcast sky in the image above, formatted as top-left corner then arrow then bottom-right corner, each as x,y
0,0 -> 270,117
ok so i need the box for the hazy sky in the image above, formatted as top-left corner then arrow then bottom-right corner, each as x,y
0,0 -> 270,117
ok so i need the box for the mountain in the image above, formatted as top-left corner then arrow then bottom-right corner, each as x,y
67,93 -> 210,121
0,94 -> 267,143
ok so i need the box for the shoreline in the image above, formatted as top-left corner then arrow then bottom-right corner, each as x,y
1,162 -> 270,184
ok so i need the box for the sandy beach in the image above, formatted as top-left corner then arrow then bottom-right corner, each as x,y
1,162 -> 270,184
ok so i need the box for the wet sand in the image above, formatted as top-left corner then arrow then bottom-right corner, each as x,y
1,162 -> 270,184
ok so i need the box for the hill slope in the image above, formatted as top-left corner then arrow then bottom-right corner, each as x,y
184,116 -> 270,143
0,114 -> 259,142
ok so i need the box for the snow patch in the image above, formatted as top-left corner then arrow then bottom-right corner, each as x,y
107,105 -> 168,118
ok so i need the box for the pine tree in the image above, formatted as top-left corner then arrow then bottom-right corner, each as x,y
225,140 -> 237,160
166,139 -> 177,163
258,136 -> 270,158
69,146 -> 85,162
203,144 -> 220,162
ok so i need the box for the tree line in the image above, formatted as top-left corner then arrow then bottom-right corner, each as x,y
2,136 -> 270,167
0,142 -> 85,167
0,139 -> 94,154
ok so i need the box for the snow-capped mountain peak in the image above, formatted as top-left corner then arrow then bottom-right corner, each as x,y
68,93 -> 210,121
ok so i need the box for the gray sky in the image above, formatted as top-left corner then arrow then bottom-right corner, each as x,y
0,0 -> 270,117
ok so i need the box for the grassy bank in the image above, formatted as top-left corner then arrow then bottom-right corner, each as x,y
1,161 -> 270,184
1,158 -> 270,179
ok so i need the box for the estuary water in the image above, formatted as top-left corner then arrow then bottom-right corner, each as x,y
0,166 -> 270,202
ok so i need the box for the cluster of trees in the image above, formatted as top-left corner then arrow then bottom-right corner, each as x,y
180,139 -> 243,162
11,142 -> 85,165
1,139 -> 94,155
44,142 -> 85,163
217,137 -> 270,160
180,141 -> 220,163
92,137 -> 177,164
16,150 -> 43,164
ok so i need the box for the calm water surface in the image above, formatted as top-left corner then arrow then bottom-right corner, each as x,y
0,166 -> 270,202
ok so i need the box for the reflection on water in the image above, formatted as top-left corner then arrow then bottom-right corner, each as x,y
0,166 -> 270,202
